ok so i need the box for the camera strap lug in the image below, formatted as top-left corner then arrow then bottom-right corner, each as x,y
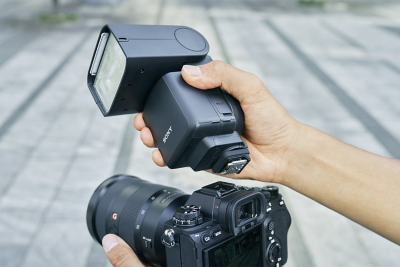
161,229 -> 176,248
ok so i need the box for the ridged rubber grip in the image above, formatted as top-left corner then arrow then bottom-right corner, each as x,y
95,178 -> 137,241
118,184 -> 160,253
274,210 -> 291,263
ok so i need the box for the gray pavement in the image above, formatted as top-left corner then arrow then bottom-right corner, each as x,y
0,0 -> 399,266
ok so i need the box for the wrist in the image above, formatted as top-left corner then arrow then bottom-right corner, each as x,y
277,123 -> 318,187
248,119 -> 309,185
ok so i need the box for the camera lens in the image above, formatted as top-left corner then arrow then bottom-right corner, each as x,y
86,175 -> 189,266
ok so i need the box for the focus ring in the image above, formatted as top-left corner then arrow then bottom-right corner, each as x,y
95,177 -> 137,242
118,183 -> 158,253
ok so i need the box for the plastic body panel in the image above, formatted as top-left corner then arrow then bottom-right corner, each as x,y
143,72 -> 246,170
87,24 -> 210,116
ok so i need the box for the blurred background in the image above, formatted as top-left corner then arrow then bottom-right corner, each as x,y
0,0 -> 400,266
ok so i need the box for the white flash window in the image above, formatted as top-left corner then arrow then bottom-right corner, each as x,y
93,33 -> 126,113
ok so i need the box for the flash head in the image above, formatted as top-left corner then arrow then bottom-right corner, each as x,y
87,24 -> 209,116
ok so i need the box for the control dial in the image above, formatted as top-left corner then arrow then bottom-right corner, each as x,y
173,205 -> 203,226
267,241 -> 282,263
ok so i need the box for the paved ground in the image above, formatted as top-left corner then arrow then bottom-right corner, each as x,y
0,0 -> 399,266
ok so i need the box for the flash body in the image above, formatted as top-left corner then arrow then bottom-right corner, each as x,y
143,69 -> 249,174
87,24 -> 250,174
86,175 -> 291,267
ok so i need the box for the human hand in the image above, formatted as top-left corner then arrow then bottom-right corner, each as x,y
102,234 -> 146,267
135,61 -> 400,245
134,60 -> 301,183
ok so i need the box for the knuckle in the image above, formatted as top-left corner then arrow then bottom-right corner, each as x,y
211,60 -> 228,73
247,72 -> 263,87
109,248 -> 132,267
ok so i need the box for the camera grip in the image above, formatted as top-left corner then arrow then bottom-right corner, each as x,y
264,204 -> 291,266
273,210 -> 291,265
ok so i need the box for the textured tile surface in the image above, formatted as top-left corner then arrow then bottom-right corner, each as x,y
0,0 -> 399,266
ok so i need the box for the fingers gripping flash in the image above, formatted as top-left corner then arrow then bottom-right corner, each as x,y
87,24 -> 250,174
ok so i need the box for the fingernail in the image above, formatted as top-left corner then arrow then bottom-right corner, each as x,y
183,65 -> 202,77
103,234 -> 120,252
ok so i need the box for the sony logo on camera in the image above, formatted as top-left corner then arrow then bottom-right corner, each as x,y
163,126 -> 172,143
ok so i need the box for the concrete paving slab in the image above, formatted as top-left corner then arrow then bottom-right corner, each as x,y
0,245 -> 26,267
1,0 -> 400,267
22,217 -> 94,267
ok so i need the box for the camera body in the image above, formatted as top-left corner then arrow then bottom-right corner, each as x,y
161,182 -> 291,267
86,175 -> 291,267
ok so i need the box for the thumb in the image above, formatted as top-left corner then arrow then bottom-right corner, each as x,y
181,60 -> 268,106
102,234 -> 145,267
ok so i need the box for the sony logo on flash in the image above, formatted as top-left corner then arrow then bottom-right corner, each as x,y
163,126 -> 172,143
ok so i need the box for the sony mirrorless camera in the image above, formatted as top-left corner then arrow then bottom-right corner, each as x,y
87,175 -> 291,267
87,25 -> 250,175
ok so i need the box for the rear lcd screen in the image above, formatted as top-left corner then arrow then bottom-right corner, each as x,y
205,227 -> 262,267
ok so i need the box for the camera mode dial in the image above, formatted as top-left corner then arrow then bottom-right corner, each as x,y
173,205 -> 203,226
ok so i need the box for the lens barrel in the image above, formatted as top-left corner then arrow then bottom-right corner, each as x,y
86,175 -> 189,266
